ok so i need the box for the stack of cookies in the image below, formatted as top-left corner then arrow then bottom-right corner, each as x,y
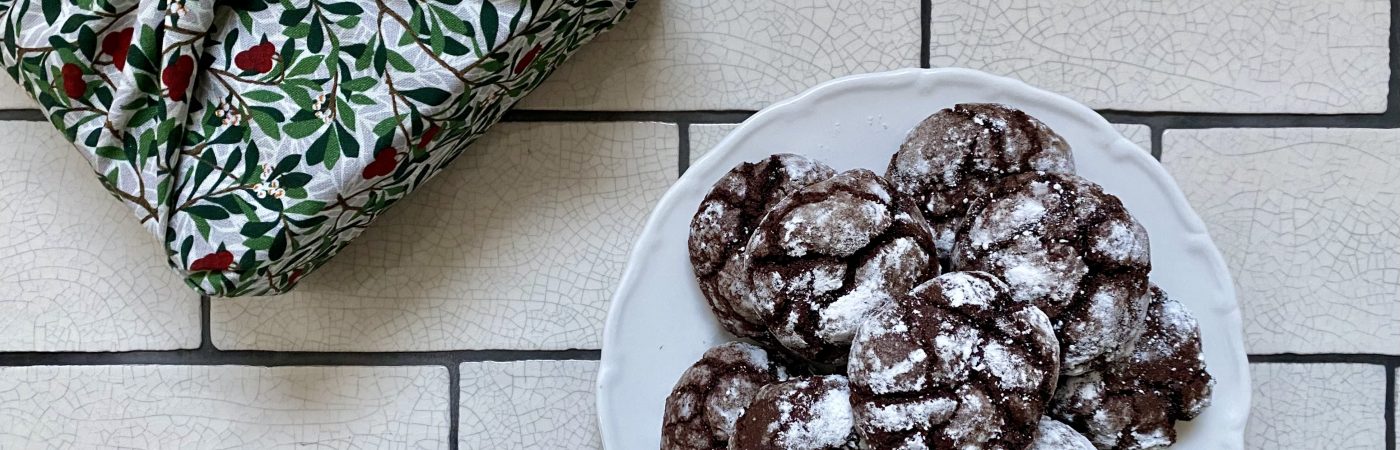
663,104 -> 1214,450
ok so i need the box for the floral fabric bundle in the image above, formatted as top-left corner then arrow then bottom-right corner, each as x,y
0,0 -> 632,296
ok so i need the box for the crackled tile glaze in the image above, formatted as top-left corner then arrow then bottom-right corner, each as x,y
688,124 -> 740,166
520,0 -> 919,110
525,0 -> 1386,113
211,122 -> 677,351
459,360 -> 600,449
1247,363 -> 1384,449
0,122 -> 198,351
929,0 -> 1388,113
1163,129 -> 1400,354
0,365 -> 450,449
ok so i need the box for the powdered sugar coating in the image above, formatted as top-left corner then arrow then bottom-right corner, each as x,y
886,104 -> 1075,264
861,397 -> 957,434
1030,417 -> 1096,450
953,172 -> 1151,376
730,375 -> 860,450
689,154 -> 836,342
780,197 -> 891,257
1051,285 -> 1214,450
747,169 -> 939,366
663,342 -> 790,449
848,271 -> 1060,449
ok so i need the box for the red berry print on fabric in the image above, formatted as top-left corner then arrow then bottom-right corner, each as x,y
190,250 -> 235,272
162,55 -> 195,101
235,41 -> 276,73
361,147 -> 399,179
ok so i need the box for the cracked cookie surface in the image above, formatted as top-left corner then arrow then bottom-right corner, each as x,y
746,169 -> 939,366
886,103 -> 1074,265
953,172 -> 1151,376
663,342 -> 790,449
690,154 -> 837,342
848,271 -> 1059,449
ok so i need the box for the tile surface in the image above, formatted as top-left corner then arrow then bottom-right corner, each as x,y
1247,363 -> 1385,449
688,124 -> 740,166
459,360 -> 600,449
688,122 -> 1150,166
0,0 -> 1394,445
1163,129 -> 1400,354
929,0 -> 1389,113
520,0 -> 920,110
212,122 -> 678,351
0,365 -> 450,449
0,75 -> 34,109
0,122 -> 198,351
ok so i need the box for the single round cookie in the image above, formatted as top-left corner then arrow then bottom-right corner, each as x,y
690,154 -> 837,341
952,171 -> 1151,375
886,103 -> 1074,264
1050,285 -> 1214,450
730,375 -> 860,450
848,271 -> 1060,449
663,342 -> 790,450
1030,417 -> 1096,450
746,169 -> 940,366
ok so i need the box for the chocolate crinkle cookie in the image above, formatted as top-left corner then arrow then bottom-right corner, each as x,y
746,169 -> 940,366
663,342 -> 790,450
690,154 -> 838,342
848,271 -> 1060,449
885,103 -> 1074,265
1050,285 -> 1213,450
730,375 -> 861,450
953,171 -> 1151,376
1030,417 -> 1096,450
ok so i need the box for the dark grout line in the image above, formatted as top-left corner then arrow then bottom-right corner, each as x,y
448,363 -> 461,450
199,295 -> 213,350
1388,0 -> 1400,124
920,0 -> 931,69
0,349 -> 601,366
1100,110 -> 1399,129
678,122 -> 691,177
503,109 -> 754,123
1247,353 -> 1400,365
1387,367 -> 1396,450
1149,125 -> 1163,161
0,109 -> 43,121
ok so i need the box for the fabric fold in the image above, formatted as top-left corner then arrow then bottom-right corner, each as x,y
1,0 -> 633,296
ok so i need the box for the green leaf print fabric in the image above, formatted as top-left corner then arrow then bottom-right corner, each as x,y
0,0 -> 633,296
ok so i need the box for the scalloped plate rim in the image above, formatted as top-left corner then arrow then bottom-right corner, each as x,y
598,67 -> 1249,450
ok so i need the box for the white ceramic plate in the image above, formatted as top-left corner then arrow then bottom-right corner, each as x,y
599,68 -> 1250,450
